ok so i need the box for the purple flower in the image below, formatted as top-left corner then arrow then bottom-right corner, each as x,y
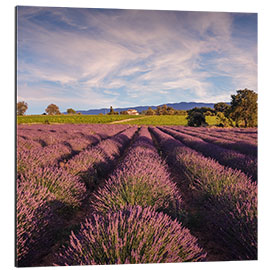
56,206 -> 206,265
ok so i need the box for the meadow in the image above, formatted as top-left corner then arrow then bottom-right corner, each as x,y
17,114 -> 218,126
16,123 -> 257,266
17,114 -> 140,124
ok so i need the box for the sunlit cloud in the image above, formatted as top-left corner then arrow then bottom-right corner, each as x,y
17,7 -> 257,114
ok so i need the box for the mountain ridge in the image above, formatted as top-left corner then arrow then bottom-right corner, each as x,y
75,101 -> 227,115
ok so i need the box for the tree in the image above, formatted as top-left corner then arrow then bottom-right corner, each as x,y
145,107 -> 155,115
156,106 -> 162,115
45,104 -> 61,115
17,101 -> 28,115
107,106 -> 115,115
230,89 -> 257,127
214,102 -> 230,115
67,108 -> 76,114
216,112 -> 233,127
187,110 -> 208,127
167,106 -> 175,115
107,106 -> 118,115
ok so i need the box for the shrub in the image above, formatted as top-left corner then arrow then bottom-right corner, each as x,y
91,127 -> 183,220
57,206 -> 206,265
19,166 -> 86,207
187,111 -> 208,127
17,181 -> 56,264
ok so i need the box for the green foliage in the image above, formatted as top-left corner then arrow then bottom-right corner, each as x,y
141,105 -> 187,116
120,115 -> 188,126
145,107 -> 155,115
204,110 -> 214,116
188,107 -> 215,115
230,89 -> 257,127
187,111 -> 208,127
214,102 -> 230,115
17,101 -> 28,116
156,105 -> 175,115
66,108 -> 76,114
187,107 -> 211,127
45,104 -> 61,115
216,112 -> 233,127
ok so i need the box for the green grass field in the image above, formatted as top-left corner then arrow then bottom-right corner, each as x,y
17,114 -> 140,124
17,114 -> 218,126
122,115 -> 188,125
121,115 -> 218,126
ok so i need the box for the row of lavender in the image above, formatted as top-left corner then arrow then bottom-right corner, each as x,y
179,126 -> 257,143
149,127 -> 257,260
17,123 -> 257,265
56,127 -> 206,265
170,126 -> 257,157
17,124 -> 127,150
16,124 -> 136,266
160,126 -> 257,181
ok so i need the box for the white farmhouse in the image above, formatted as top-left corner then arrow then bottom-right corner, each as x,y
127,109 -> 139,115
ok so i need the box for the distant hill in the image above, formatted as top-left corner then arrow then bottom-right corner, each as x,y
75,102 -> 225,115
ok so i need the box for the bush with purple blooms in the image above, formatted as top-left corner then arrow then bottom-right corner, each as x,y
57,206 -> 206,265
17,181 -> 56,264
65,127 -> 137,187
19,166 -> 87,207
91,127 -> 183,220
172,126 -> 257,157
149,126 -> 257,260
160,126 -> 257,181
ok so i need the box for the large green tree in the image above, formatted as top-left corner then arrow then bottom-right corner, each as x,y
17,101 -> 28,116
45,104 -> 61,115
230,89 -> 257,127
214,102 -> 230,115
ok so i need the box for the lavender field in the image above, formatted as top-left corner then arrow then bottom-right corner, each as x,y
16,124 -> 257,266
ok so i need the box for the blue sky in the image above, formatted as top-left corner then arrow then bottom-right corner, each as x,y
17,6 -> 257,114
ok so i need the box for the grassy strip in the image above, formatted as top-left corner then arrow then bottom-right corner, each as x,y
17,114 -> 140,124
18,114 -> 218,126
118,115 -> 218,126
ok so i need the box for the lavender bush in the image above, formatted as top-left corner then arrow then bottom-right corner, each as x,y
17,143 -> 73,176
173,126 -> 257,157
57,206 -> 206,265
17,181 -> 56,265
149,127 -> 257,260
17,136 -> 43,151
91,127 -> 183,220
19,166 -> 87,207
65,126 -> 137,188
180,126 -> 257,143
160,127 -> 257,181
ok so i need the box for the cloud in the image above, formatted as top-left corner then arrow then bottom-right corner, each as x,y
17,7 -> 257,113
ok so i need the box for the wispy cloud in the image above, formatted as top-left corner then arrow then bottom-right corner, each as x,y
17,7 -> 257,114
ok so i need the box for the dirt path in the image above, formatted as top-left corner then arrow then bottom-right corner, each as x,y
109,116 -> 148,124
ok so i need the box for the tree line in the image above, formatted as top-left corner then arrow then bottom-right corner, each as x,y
141,105 -> 187,116
17,103 -> 79,116
17,88 -> 257,128
187,89 -> 257,128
